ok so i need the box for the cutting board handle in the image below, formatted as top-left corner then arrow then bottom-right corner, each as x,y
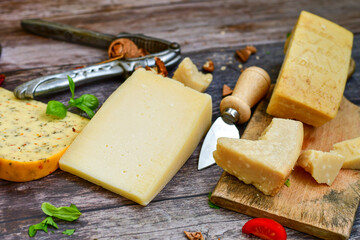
220,66 -> 271,124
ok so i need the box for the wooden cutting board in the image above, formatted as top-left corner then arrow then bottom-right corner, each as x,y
211,89 -> 360,240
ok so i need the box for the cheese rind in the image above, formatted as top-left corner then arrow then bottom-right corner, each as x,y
267,11 -> 353,127
298,150 -> 344,185
173,57 -> 213,92
59,69 -> 212,206
0,87 -> 88,182
333,137 -> 360,169
213,118 -> 303,196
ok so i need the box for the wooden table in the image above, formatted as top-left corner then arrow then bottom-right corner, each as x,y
1,1 -> 360,239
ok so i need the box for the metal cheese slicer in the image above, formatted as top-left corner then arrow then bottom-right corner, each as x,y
14,19 -> 181,99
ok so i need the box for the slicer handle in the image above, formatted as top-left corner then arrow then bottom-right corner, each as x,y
220,66 -> 270,124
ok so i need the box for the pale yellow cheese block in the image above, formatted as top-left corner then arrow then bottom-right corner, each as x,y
213,118 -> 303,196
333,137 -> 360,169
267,11 -> 353,127
0,87 -> 88,182
59,69 -> 212,206
298,150 -> 344,185
173,57 -> 213,92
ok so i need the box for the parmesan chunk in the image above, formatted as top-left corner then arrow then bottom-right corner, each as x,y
0,87 -> 88,182
213,118 -> 303,196
298,150 -> 344,185
173,57 -> 213,92
267,11 -> 353,127
333,137 -> 360,169
59,69 -> 212,206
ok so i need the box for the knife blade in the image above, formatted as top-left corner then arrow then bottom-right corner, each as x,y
198,66 -> 271,170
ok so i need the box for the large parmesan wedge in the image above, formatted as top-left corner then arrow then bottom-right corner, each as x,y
0,87 -> 88,182
213,118 -> 303,196
267,11 -> 353,127
59,69 -> 212,206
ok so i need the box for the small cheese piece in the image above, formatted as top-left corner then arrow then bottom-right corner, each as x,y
213,118 -> 303,196
59,69 -> 212,206
298,150 -> 344,185
333,137 -> 360,169
0,87 -> 88,182
267,11 -> 353,127
173,57 -> 213,92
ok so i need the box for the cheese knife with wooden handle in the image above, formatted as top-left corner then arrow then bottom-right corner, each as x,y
198,66 -> 271,170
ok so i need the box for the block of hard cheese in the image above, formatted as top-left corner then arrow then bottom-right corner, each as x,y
59,69 -> 212,206
213,118 -> 303,196
0,87 -> 88,182
333,137 -> 360,169
267,11 -> 353,127
298,150 -> 344,185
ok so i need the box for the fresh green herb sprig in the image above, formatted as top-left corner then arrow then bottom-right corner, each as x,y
46,76 -> 99,119
62,229 -> 76,236
28,202 -> 82,238
284,179 -> 290,187
208,192 -> 220,209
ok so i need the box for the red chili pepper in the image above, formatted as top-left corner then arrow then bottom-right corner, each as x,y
0,74 -> 5,86
242,218 -> 287,240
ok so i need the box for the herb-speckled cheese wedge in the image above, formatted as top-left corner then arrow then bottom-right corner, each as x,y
0,87 -> 88,182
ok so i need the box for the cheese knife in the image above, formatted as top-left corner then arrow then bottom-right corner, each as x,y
198,66 -> 271,170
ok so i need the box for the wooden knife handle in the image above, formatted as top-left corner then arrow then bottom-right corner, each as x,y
220,66 -> 271,124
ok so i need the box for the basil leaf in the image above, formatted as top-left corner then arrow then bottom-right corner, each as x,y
70,204 -> 80,211
43,216 -> 58,229
41,202 -> 82,221
28,222 -> 47,237
62,229 -> 75,236
75,94 -> 99,110
28,217 -> 53,238
46,101 -> 67,119
68,98 -> 76,107
75,104 -> 95,119
68,75 -> 75,99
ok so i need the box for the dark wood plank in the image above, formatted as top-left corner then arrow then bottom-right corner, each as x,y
1,0 -> 360,72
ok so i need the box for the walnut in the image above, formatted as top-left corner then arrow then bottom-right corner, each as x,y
203,59 -> 214,72
108,38 -> 141,59
246,45 -> 257,54
154,57 -> 168,77
222,84 -> 233,97
236,45 -> 257,62
184,231 -> 204,240
143,57 -> 168,77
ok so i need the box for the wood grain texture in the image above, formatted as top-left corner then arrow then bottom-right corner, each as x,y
211,94 -> 360,240
0,1 -> 360,238
1,0 -> 360,72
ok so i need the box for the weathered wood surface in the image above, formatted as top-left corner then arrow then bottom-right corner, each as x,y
0,1 -> 360,239
211,94 -> 360,240
1,0 -> 360,73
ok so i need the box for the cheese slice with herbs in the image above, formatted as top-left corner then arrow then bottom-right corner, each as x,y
333,137 -> 360,169
0,87 -> 88,182
59,69 -> 212,206
298,150 -> 344,185
267,11 -> 353,127
213,118 -> 303,196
